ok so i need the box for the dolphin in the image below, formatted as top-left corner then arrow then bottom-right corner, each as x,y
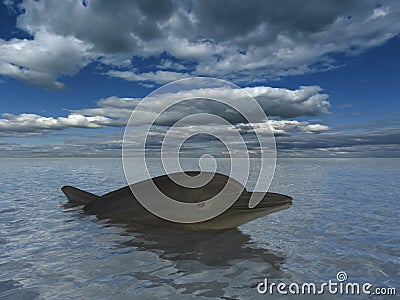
62,172 -> 292,230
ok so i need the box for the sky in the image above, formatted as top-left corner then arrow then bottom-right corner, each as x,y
0,0 -> 399,158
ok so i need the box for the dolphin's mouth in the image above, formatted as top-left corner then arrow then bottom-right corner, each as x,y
232,192 -> 293,210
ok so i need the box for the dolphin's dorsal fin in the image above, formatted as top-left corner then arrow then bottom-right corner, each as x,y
61,186 -> 100,205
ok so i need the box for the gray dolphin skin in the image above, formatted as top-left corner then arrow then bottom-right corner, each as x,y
62,172 -> 292,230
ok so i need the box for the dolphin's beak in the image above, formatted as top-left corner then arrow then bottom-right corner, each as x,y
184,191 -> 293,230
232,192 -> 293,210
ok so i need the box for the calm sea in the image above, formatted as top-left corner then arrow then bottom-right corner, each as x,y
0,158 -> 399,299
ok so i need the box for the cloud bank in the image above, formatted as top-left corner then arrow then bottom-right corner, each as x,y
1,0 -> 399,88
2,126 -> 399,158
0,85 -> 330,137
74,85 -> 330,125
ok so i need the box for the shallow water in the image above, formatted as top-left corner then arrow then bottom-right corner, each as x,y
0,158 -> 399,299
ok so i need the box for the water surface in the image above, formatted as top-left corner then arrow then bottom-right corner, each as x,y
0,158 -> 399,299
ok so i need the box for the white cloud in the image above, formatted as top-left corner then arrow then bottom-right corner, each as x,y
106,70 -> 190,84
0,0 -> 398,88
0,61 -> 65,90
371,7 -> 390,20
156,59 -> 187,71
237,121 -> 330,136
0,113 -> 114,135
0,31 -> 92,89
244,85 -> 330,118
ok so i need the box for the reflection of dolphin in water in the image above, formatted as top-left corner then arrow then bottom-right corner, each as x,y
100,224 -> 287,298
119,224 -> 285,269
62,172 -> 292,230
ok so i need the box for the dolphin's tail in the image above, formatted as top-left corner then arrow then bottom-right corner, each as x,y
61,186 -> 100,206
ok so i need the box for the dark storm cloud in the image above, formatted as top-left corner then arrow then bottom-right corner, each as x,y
192,0 -> 359,39
18,0 -> 177,53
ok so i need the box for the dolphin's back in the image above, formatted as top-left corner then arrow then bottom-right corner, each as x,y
81,172 -> 241,222
83,186 -> 147,220
151,171 -> 244,203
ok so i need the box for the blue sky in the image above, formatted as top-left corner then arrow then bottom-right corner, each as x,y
0,0 -> 399,157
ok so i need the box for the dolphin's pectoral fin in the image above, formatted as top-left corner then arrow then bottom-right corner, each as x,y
61,186 -> 100,206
